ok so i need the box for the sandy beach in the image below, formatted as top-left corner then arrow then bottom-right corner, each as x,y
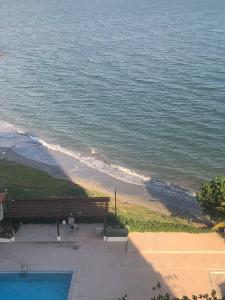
0,145 -> 202,219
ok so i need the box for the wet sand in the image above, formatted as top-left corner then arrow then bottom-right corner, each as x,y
0,147 -> 167,212
0,146 -> 202,219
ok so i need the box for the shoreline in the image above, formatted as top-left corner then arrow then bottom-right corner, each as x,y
0,146 -> 169,214
0,146 -> 202,219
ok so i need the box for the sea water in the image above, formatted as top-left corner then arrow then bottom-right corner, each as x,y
0,0 -> 224,193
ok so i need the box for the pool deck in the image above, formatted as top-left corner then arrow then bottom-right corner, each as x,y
0,224 -> 225,300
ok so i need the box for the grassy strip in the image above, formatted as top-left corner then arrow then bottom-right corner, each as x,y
117,216 -> 209,233
0,159 -> 101,198
0,159 -> 209,233
109,202 -> 210,233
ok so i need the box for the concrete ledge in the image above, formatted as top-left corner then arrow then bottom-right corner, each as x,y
104,236 -> 128,242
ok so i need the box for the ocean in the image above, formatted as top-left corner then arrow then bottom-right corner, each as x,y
0,0 -> 225,198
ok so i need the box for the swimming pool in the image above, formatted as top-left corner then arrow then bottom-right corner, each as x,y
0,271 -> 74,300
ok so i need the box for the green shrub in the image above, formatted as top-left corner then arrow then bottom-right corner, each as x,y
117,283 -> 225,300
196,176 -> 225,220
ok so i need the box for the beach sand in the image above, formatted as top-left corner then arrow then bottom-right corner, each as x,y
0,146 -> 202,219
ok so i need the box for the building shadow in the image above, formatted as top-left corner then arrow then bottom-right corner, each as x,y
118,237 -> 175,300
0,136 -> 89,199
0,132 -> 175,299
1,222 -> 221,299
0,132 -> 221,298
0,129 -> 207,225
0,223 -> 176,300
219,282 -> 225,298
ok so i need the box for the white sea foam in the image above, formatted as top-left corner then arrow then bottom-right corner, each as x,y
0,121 -> 197,196
90,147 -> 97,154
0,120 -> 150,186
0,121 -> 196,195
29,137 -> 150,186
0,120 -> 198,202
0,120 -> 26,135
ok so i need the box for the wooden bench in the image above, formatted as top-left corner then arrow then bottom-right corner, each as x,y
3,197 -> 110,239
5,197 -> 110,222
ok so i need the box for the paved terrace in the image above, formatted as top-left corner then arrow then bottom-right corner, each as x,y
0,224 -> 225,300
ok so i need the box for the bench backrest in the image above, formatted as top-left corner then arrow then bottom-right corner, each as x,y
5,197 -> 110,220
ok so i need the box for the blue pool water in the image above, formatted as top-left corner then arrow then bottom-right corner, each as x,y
0,272 -> 73,300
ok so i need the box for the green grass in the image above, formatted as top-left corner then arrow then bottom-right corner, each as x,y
109,202 -> 211,233
0,159 -> 210,233
0,159 -> 99,198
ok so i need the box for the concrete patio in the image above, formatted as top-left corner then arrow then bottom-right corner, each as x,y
0,224 -> 225,300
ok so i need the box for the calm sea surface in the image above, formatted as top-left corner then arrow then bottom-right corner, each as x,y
0,0 -> 225,190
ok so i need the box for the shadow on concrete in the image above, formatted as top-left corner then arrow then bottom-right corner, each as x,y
0,131 -> 175,298
219,282 -> 225,298
118,238 -> 175,300
0,223 -> 175,300
0,132 -> 215,298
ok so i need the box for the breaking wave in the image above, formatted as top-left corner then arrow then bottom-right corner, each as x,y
0,120 -> 197,206
0,120 -> 150,186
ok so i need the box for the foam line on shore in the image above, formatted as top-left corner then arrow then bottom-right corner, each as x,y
0,120 -> 197,208
0,120 -> 149,186
29,135 -> 150,185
